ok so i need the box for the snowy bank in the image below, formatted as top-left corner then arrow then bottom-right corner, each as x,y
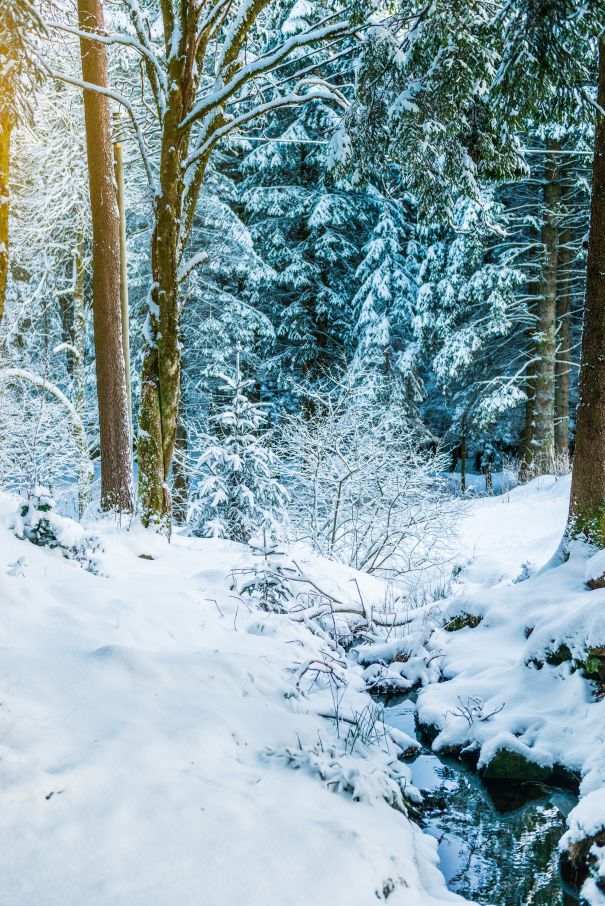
360,475 -> 605,904
0,493 -> 466,906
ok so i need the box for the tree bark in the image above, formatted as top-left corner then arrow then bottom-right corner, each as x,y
137,45 -> 190,532
555,186 -> 572,460
0,107 -> 10,325
530,138 -> 560,473
518,282 -> 539,481
72,243 -> 93,518
77,0 -> 133,512
137,114 -> 182,531
568,39 -> 605,544
172,413 -> 189,525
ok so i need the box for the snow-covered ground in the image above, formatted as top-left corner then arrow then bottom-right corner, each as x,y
0,492 -> 465,906
2,476 -> 605,905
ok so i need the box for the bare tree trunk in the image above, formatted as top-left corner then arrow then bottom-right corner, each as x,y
0,108 -> 10,325
77,0 -> 133,512
518,283 -> 538,481
530,139 -> 560,473
568,39 -> 605,544
555,207 -> 572,460
113,133 -> 132,451
460,424 -> 467,494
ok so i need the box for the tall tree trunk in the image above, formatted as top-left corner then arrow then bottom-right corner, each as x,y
530,139 -> 560,474
77,0 -> 133,512
0,107 -> 10,325
137,68 -> 186,532
518,282 -> 539,481
113,133 -> 132,451
73,243 -> 93,518
568,39 -> 605,544
555,184 -> 572,460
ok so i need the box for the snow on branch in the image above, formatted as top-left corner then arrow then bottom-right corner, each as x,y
185,83 -> 349,172
0,367 -> 83,431
47,68 -> 157,193
181,19 -> 352,130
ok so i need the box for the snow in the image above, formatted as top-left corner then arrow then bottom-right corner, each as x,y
0,491 -> 466,906
586,549 -> 605,584
476,732 -> 554,773
4,471 -> 605,903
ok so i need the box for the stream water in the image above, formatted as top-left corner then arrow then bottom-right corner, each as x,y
383,696 -> 579,905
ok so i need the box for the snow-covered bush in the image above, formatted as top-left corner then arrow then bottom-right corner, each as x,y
0,371 -> 90,516
187,358 -> 288,542
268,736 -> 416,812
12,487 -> 102,573
281,380 -> 461,584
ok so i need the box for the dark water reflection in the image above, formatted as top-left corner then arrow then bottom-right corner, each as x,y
384,697 -> 578,905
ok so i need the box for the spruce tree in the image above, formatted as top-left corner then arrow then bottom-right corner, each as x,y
415,195 -> 524,460
188,355 -> 288,543
350,207 -> 418,388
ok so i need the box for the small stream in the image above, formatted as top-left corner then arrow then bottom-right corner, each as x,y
383,696 -> 579,905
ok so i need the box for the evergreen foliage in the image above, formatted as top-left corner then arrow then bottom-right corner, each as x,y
188,356 -> 288,543
415,195 -> 526,444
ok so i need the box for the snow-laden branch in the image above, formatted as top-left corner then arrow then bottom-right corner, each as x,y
45,19 -> 167,100
184,82 -> 349,172
120,0 -> 167,117
181,19 -> 351,129
214,0 -> 273,74
227,44 -> 356,109
53,342 -> 82,362
48,68 -> 157,194
0,368 -> 83,430
178,251 -> 209,284
198,0 -> 233,41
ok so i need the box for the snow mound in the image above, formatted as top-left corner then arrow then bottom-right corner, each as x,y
585,549 -> 605,585
0,492 -> 466,906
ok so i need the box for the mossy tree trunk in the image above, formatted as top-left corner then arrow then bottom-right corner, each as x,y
137,48 -> 190,532
133,3 -> 349,532
172,412 -> 189,525
568,39 -> 605,544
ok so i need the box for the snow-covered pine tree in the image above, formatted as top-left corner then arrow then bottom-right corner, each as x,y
235,533 -> 295,614
188,355 -> 288,543
349,205 -> 421,408
342,1 -> 526,224
238,107 -> 373,408
414,194 -> 525,468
